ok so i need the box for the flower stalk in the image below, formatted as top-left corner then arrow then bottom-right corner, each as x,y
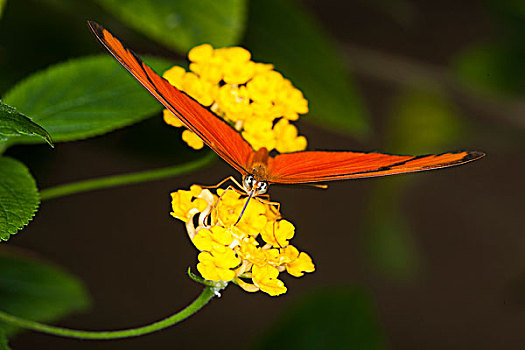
40,152 -> 215,201
0,287 -> 216,340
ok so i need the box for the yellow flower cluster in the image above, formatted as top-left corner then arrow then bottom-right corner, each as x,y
170,184 -> 315,296
162,44 -> 308,153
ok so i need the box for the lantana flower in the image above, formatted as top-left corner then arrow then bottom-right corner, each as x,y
170,185 -> 315,296
162,44 -> 308,153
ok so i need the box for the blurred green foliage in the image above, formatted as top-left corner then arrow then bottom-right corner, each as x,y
0,252 -> 90,336
364,178 -> 420,280
96,0 -> 247,52
452,1 -> 525,96
252,287 -> 387,350
0,329 -> 10,350
245,0 -> 369,138
363,89 -> 465,280
385,90 -> 464,154
454,43 -> 525,96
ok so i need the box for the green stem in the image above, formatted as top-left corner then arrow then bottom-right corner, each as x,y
0,286 -> 217,340
40,152 -> 216,201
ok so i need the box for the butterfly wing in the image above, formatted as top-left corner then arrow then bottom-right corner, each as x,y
269,150 -> 485,184
88,21 -> 254,174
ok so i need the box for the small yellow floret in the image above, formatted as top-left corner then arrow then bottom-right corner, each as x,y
193,226 -> 234,252
236,200 -> 268,236
237,238 -> 267,266
180,73 -> 215,106
214,189 -> 266,234
190,61 -> 223,84
277,84 -> 309,116
182,129 -> 204,150
163,110 -> 184,128
252,265 -> 287,296
246,71 -> 280,103
242,118 -> 276,151
215,85 -> 250,123
188,44 -> 214,62
261,219 -> 295,247
284,246 -> 315,277
163,65 -> 186,89
170,189 -> 207,223
273,119 -> 308,153
223,61 -> 256,85
197,250 -> 239,282
216,46 -> 251,62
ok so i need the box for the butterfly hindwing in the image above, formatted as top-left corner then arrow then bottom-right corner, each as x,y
269,150 -> 484,184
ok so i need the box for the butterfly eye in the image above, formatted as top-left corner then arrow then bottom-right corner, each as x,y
257,181 -> 268,195
243,175 -> 255,192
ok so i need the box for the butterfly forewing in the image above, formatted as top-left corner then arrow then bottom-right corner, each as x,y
269,150 -> 485,184
88,21 -> 254,175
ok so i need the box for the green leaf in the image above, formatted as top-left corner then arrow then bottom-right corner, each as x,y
2,55 -> 175,146
96,0 -> 247,52
0,102 -> 53,148
0,251 -> 90,336
0,329 -> 11,350
252,287 -> 387,349
244,0 -> 369,138
0,157 -> 39,242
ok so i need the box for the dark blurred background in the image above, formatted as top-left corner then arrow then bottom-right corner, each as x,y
1,0 -> 524,348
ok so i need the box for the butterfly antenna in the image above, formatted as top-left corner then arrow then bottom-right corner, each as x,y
235,189 -> 256,225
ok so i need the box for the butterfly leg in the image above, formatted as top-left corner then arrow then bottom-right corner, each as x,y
254,197 -> 286,248
202,176 -> 244,192
256,197 -> 281,218
256,197 -> 283,245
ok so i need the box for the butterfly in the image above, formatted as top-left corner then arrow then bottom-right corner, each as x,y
88,21 -> 485,198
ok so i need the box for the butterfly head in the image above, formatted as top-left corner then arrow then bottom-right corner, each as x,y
243,174 -> 268,196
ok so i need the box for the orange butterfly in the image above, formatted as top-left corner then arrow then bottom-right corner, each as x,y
89,21 -> 484,197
